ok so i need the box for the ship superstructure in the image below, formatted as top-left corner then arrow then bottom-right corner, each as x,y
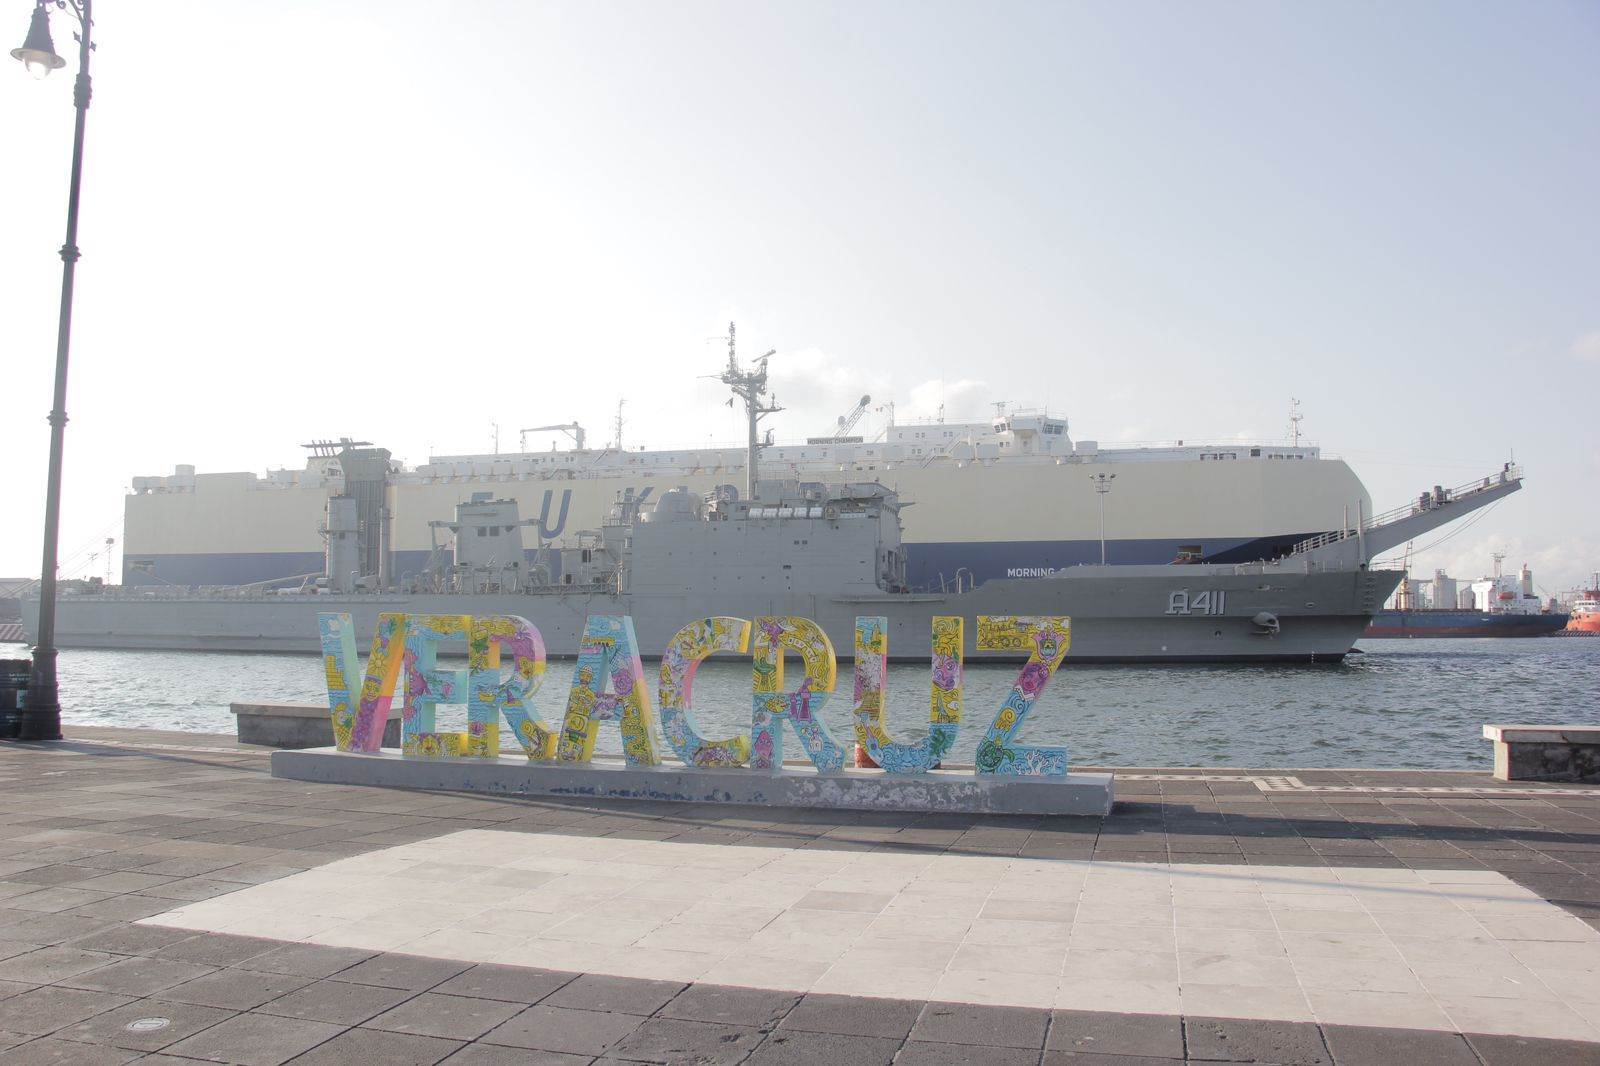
124,415 -> 1364,594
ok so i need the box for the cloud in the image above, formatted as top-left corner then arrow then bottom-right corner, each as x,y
1572,330 -> 1600,362
764,348 -> 892,440
904,379 -> 992,423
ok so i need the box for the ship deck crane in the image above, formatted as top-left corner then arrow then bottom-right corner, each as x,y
817,394 -> 872,442
519,423 -> 587,452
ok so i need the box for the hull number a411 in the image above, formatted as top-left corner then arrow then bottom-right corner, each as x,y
1167,590 -> 1226,616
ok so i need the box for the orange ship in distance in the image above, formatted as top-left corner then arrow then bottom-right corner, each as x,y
1568,574 -> 1600,634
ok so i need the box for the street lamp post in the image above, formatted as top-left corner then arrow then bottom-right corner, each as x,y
1089,473 -> 1115,566
11,0 -> 94,741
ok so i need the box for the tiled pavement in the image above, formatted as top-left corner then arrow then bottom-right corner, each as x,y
0,727 -> 1595,1065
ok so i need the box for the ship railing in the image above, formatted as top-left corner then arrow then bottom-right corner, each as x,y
1219,557 -> 1402,577
1288,466 -> 1521,557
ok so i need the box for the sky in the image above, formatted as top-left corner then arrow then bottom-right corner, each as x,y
2,1 -> 1597,595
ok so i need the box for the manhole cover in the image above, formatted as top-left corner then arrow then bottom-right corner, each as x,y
125,1018 -> 171,1033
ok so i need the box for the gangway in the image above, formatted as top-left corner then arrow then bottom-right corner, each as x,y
1291,465 -> 1522,567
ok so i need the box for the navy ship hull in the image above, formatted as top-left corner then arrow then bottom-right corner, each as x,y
22,564 -> 1402,665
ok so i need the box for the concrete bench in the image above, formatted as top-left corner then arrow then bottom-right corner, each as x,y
232,701 -> 400,749
1482,724 -> 1600,783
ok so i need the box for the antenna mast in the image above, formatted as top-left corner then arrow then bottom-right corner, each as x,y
1290,398 -> 1303,447
611,399 -> 626,451
717,321 -> 781,498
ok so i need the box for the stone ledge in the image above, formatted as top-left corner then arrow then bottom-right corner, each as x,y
270,747 -> 1116,815
1483,724 -> 1600,743
1483,723 -> 1600,783
232,701 -> 401,749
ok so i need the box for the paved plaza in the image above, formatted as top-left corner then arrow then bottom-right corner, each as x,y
0,727 -> 1597,1064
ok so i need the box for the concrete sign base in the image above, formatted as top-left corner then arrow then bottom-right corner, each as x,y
271,747 -> 1115,815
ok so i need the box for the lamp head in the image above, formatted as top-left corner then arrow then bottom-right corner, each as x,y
11,5 -> 65,79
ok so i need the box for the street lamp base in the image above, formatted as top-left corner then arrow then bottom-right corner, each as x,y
14,707 -> 62,742
14,651 -> 62,741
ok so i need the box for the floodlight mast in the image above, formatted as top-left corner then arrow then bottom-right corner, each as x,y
1090,473 -> 1116,565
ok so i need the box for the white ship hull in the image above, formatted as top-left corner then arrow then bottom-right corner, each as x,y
123,442 -> 1367,590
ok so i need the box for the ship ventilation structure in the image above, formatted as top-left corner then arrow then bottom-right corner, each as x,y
309,439 -> 392,593
427,493 -> 539,594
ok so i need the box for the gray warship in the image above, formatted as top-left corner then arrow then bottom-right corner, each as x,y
22,349 -> 1521,663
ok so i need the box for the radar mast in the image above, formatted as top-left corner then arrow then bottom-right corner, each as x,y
717,322 -> 781,498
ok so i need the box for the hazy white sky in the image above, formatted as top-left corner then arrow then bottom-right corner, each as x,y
3,1 -> 1596,592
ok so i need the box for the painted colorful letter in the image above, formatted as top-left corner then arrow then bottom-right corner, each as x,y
852,616 -> 965,775
750,617 -> 846,772
319,612 -> 407,753
659,617 -> 753,767
402,614 -> 495,757
557,615 -> 662,766
973,616 -> 1072,777
471,615 -> 557,760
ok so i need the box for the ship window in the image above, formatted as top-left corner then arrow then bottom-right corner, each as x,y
1250,448 -> 1261,457
476,528 -> 487,536
581,549 -> 592,562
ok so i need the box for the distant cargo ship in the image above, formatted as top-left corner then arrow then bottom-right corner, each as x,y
1366,557 -> 1568,638
1365,611 -> 1568,638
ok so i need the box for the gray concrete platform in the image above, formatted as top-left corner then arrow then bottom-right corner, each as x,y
0,725 -> 1594,1062
271,746 -> 1117,814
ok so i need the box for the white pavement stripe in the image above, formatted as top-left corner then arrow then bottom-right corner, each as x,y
137,829 -> 1600,1040
48,738 -> 268,757
1122,772 -> 1600,796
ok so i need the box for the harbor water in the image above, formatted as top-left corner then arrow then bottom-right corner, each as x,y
4,637 -> 1596,770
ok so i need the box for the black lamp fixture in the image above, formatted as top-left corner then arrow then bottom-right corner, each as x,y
9,2 -> 62,77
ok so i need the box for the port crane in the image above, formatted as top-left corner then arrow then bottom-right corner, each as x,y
519,423 -> 587,452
